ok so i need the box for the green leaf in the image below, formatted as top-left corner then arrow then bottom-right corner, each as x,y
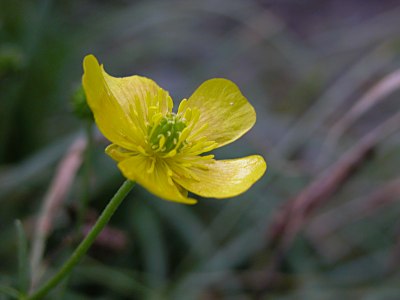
15,220 -> 30,295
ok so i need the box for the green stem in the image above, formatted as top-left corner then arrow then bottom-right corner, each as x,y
15,220 -> 30,295
26,180 -> 135,300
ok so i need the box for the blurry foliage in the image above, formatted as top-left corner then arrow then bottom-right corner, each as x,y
1,0 -> 400,299
71,86 -> 93,121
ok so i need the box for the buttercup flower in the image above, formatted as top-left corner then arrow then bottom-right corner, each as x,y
82,55 -> 266,204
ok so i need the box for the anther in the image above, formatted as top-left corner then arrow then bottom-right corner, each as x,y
147,113 -> 187,154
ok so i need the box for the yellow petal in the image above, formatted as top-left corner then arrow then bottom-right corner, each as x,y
118,155 -> 197,204
83,55 -> 137,149
82,54 -> 173,150
105,144 -> 135,162
186,78 -> 256,147
174,155 -> 266,198
102,64 -> 174,122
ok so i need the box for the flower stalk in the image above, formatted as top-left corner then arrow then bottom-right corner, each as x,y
25,180 -> 135,300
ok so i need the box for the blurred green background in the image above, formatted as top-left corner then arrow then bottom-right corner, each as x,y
1,0 -> 400,299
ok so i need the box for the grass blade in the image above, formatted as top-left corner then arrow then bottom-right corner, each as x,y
15,220 -> 30,295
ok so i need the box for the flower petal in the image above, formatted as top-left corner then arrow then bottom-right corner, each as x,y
83,55 -> 137,149
186,78 -> 256,147
82,54 -> 173,150
174,155 -> 266,198
118,155 -> 197,204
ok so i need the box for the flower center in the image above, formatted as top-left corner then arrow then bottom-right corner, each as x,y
148,113 -> 187,154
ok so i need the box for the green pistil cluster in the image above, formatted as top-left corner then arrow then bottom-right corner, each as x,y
148,113 -> 187,153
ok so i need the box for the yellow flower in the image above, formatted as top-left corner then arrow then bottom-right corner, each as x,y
82,55 -> 266,204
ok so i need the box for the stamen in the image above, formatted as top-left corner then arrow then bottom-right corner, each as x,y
137,146 -> 148,156
147,113 -> 187,155
164,149 -> 177,157
180,127 -> 191,140
159,135 -> 166,149
165,163 -> 173,177
167,96 -> 173,111
148,105 -> 158,121
147,157 -> 156,173
184,108 -> 192,121
177,98 -> 188,114
187,123 -> 209,141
